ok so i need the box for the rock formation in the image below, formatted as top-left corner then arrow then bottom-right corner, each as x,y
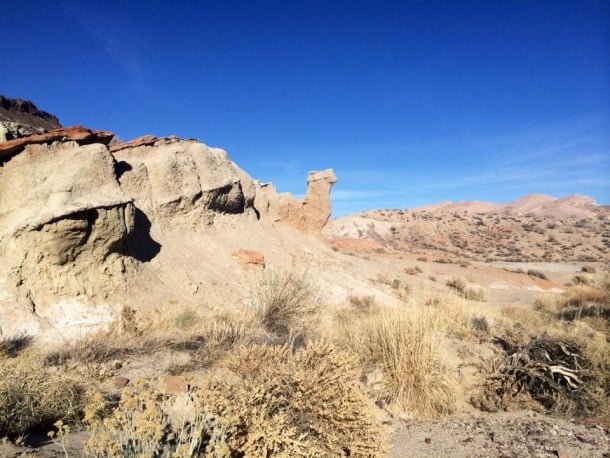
255,169 -> 337,232
112,136 -> 258,226
0,95 -> 61,141
0,125 -> 115,162
0,97 -> 337,339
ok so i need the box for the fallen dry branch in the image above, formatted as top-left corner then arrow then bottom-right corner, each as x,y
475,336 -> 602,416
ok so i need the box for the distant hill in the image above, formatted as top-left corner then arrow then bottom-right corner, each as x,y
0,95 -> 62,141
378,193 -> 600,219
325,194 -> 609,263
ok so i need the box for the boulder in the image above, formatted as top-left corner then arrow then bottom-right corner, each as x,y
232,248 -> 265,268
0,140 -> 134,338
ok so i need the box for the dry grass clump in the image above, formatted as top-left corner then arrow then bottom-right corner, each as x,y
85,341 -> 385,457
348,294 -> 376,313
527,269 -> 549,280
45,310 -> 251,371
446,277 -> 486,301
250,269 -> 322,339
337,302 -> 468,417
534,284 -> 609,333
446,276 -> 466,293
404,265 -> 423,275
0,349 -> 84,436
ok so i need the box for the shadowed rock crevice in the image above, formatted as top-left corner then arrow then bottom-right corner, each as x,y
125,207 -> 161,262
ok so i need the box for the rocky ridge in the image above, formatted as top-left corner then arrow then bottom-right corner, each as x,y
0,95 -> 61,142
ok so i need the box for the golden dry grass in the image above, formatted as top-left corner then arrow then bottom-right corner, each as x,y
0,349 -> 85,436
250,269 -> 322,340
334,297 -> 471,417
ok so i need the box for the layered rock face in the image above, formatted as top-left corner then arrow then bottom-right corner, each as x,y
0,100 -> 336,339
112,135 -> 257,227
0,139 -> 135,338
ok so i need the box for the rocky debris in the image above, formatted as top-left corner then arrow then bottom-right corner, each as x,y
389,411 -> 609,458
0,125 -> 115,162
255,168 -> 337,233
0,95 -> 61,135
114,376 -> 130,389
232,248 -> 265,268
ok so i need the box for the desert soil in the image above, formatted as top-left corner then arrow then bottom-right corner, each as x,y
390,411 -> 609,458
1,411 -> 608,457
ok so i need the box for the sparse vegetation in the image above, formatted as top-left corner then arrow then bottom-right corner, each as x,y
85,342 -> 386,457
0,349 -> 85,436
250,269 -> 321,339
527,269 -> 548,280
404,265 -> 423,275
336,301 -> 469,417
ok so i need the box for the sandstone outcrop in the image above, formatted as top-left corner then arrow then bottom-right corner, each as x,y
0,139 -> 134,338
255,168 -> 337,232
0,125 -> 115,161
112,136 -> 258,226
0,103 -> 337,339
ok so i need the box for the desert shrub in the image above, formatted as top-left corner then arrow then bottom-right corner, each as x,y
348,294 -> 376,311
85,379 -> 226,457
471,316 -> 489,334
173,307 -> 200,329
404,265 -> 423,275
464,287 -> 486,302
86,342 -> 386,457
0,351 -> 84,436
218,341 -> 386,456
339,306 -> 462,417
446,276 -> 466,294
416,256 -> 428,262
572,275 -> 589,285
251,269 -> 321,338
527,269 -> 548,280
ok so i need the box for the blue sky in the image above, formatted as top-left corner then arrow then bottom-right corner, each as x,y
1,1 -> 608,215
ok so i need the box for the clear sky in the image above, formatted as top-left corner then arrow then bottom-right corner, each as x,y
2,1 -> 608,215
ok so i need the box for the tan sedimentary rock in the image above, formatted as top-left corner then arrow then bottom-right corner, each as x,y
255,168 -> 337,233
